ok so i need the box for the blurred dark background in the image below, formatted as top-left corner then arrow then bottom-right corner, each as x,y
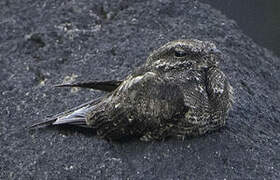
200,0 -> 280,57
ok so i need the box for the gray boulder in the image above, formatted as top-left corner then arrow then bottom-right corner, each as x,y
1,0 -> 279,179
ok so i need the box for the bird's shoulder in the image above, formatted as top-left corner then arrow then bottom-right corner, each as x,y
114,68 -> 184,102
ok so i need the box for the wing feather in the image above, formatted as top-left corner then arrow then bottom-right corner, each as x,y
55,80 -> 122,92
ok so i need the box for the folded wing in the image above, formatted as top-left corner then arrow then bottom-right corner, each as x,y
54,80 -> 122,92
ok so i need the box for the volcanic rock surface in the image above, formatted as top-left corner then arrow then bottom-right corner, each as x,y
1,0 -> 279,179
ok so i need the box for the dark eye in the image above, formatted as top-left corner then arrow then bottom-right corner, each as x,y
174,48 -> 187,57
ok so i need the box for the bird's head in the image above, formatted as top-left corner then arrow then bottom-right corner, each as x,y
146,39 -> 221,71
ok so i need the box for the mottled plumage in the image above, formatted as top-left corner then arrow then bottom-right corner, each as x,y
31,39 -> 234,141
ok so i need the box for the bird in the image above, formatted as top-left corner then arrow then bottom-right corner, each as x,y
31,39 -> 234,141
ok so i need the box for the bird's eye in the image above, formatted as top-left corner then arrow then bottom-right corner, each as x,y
174,47 -> 187,57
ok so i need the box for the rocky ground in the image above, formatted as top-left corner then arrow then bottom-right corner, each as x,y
1,0 -> 279,179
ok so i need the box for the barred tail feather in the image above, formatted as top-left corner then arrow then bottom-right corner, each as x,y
29,98 -> 101,128
53,106 -> 93,126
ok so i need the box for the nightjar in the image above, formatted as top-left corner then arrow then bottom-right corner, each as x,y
31,39 -> 234,141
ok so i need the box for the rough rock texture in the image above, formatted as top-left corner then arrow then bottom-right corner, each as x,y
1,0 -> 279,179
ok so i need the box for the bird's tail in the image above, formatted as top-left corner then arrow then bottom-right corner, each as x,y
29,98 -> 101,129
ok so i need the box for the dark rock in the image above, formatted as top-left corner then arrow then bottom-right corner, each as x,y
1,0 -> 279,179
